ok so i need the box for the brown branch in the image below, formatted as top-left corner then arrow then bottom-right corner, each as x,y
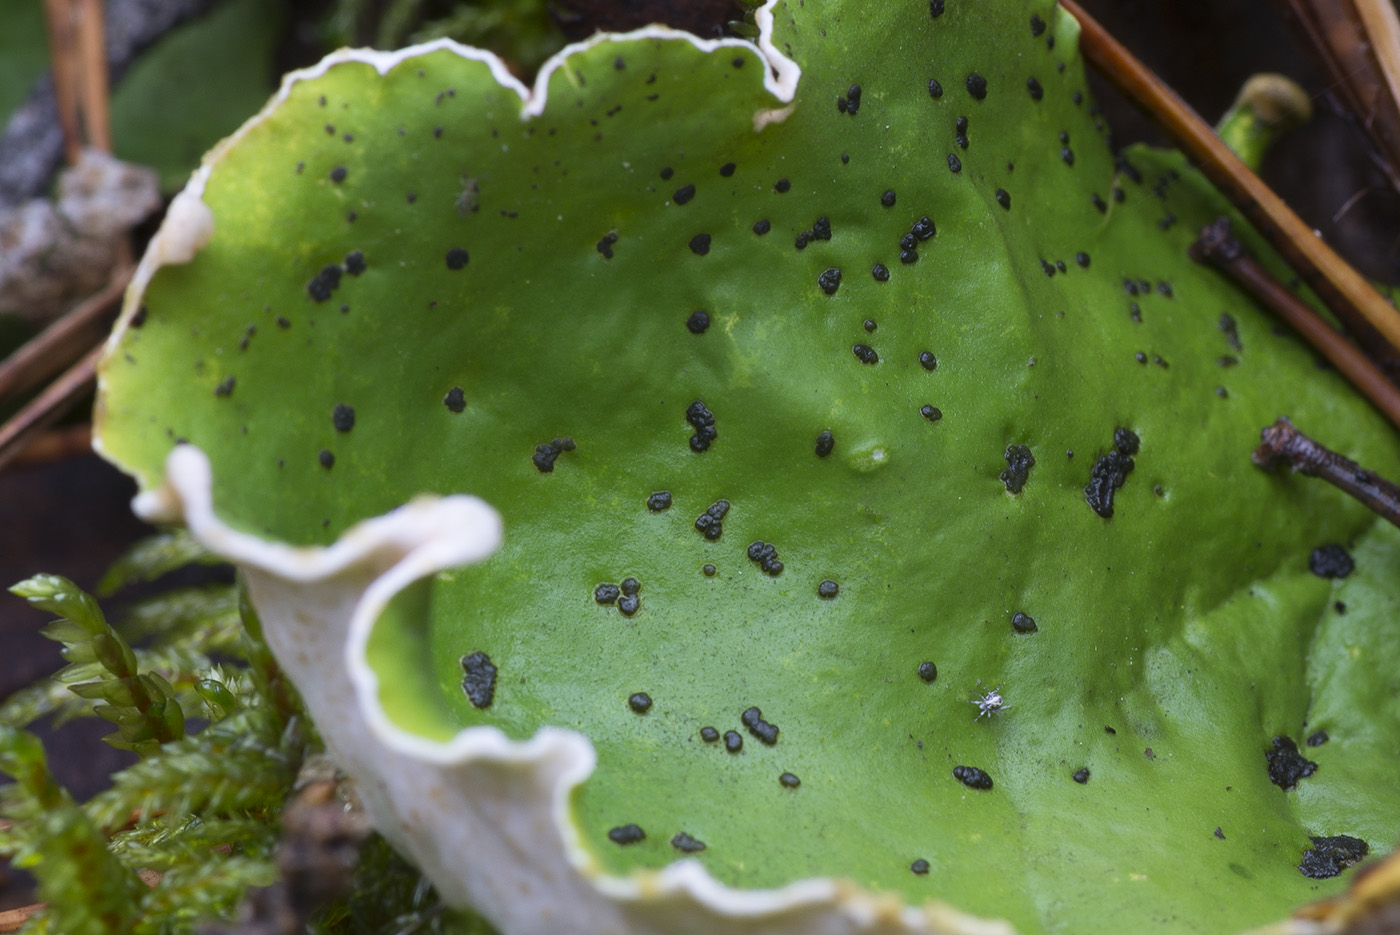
0,904 -> 46,934
1061,0 -> 1400,371
0,343 -> 100,473
1252,416 -> 1400,527
0,265 -> 129,403
1191,217 -> 1400,431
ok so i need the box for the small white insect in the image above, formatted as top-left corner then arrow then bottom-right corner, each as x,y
970,684 -> 1009,721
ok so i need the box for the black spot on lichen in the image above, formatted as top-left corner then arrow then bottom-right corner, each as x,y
853,344 -> 879,365
1026,77 -> 1043,100
618,594 -> 640,616
864,319 -> 877,332
1084,428 -> 1139,518
344,250 -> 366,275
454,651 -> 499,711
1220,313 -> 1244,350
1309,544 -> 1353,579
131,305 -> 148,328
920,405 -> 942,422
307,264 -> 343,302
1073,768 -> 1090,784
779,771 -> 801,788
694,499 -> 729,540
702,564 -> 716,577
928,78 -> 944,98
329,165 -> 347,183
673,184 -> 696,204
532,437 -> 575,473
686,400 -> 717,452
774,178 -> 791,193
919,351 -> 938,370
742,706 -> 779,744
214,377 -> 235,398
1114,427 -> 1140,455
911,859 -> 930,875
1266,736 -> 1318,790
1299,835 -> 1368,879
753,219 -> 771,235
621,577 -> 639,596
628,692 -> 652,713
720,162 -> 736,177
1215,827 -> 1226,840
332,404 -> 355,432
596,231 -> 619,259
672,832 -> 706,852
686,310 -> 710,334
1000,444 -> 1035,493
747,541 -> 784,577
911,216 -> 936,240
660,167 -> 674,180
819,268 -> 842,295
881,189 -> 897,207
1307,730 -> 1330,747
646,491 -> 672,512
995,188 -> 1011,210
815,429 -> 835,457
1092,193 -> 1107,213
966,73 -> 987,100
608,825 -> 645,845
724,730 -> 743,753
837,84 -> 862,115
929,0 -> 945,16
595,583 -> 620,604
689,233 -> 711,255
947,153 -> 962,173
818,579 -> 839,599
445,247 -> 470,270
872,263 -> 890,282
1030,13 -> 1046,35
1075,252 -> 1090,268
443,386 -> 466,413
1011,612 -> 1038,633
1061,148 -> 1075,166
318,449 -> 335,469
917,661 -> 937,682
953,765 -> 993,790
700,726 -> 719,742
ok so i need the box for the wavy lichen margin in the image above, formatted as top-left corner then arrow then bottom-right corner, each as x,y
140,445 -> 1016,935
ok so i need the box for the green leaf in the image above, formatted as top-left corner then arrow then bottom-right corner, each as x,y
95,2 -> 1400,933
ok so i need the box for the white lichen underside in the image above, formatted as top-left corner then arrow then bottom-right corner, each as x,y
106,3 -> 1041,932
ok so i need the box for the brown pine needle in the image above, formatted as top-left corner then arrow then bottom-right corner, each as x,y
0,266 -> 130,403
0,343 -> 101,472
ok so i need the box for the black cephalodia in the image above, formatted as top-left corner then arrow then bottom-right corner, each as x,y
747,541 -> 784,576
1061,148 -> 1075,166
1072,768 -> 1090,784
795,231 -> 812,251
720,162 -> 736,177
672,832 -> 706,852
815,430 -> 835,457
947,153 -> 962,173
532,437 -> 576,473
1027,77 -> 1043,100
700,726 -> 720,742
900,233 -> 916,251
307,264 -> 343,302
276,315 -> 290,329
1092,192 -> 1107,213
919,351 -> 938,370
838,84 -> 862,115
695,499 -> 730,539
863,319 -> 877,333
660,166 -> 674,180
1309,544 -> 1353,579
818,268 -> 842,295
1075,252 -> 1090,268
595,583 -> 620,604
912,216 -> 936,240
1055,260 -> 1067,273
1215,827 -> 1226,840
1030,13 -> 1046,35
920,405 -> 943,422
628,692 -> 652,713
673,184 -> 696,204
724,730 -> 743,753
966,73 -> 987,99
686,310 -> 710,334
689,233 -> 711,255
1307,730 -> 1329,747
774,178 -> 791,193
911,859 -> 930,875
1219,313 -> 1243,350
779,771 -> 801,788
445,247 -> 470,270
686,400 -> 718,452
928,78 -> 944,98
1040,259 -> 1056,278
811,217 -> 832,241
318,449 -> 335,469
646,491 -> 672,512
853,344 -> 879,365
872,263 -> 890,282
1266,736 -> 1318,790
995,188 -> 1011,210
1299,835 -> 1368,879
460,651 -> 498,708
753,219 -> 771,235
329,165 -> 347,183
881,189 -> 897,207
1000,444 -> 1035,493
332,404 -> 355,432
618,594 -> 640,616
818,579 -> 839,599
1113,428 -> 1140,455
742,706 -> 780,744
1084,428 -> 1138,517
131,305 -> 148,328
443,386 -> 466,413
1011,612 -> 1038,633
900,248 -> 918,264
621,578 -> 639,597
597,231 -> 619,259
1129,303 -> 1142,322
956,133 -> 968,150
702,564 -> 717,577
917,661 -> 937,682
1157,281 -> 1173,297
929,0 -> 944,16
953,765 -> 993,789
608,825 -> 645,845
344,250 -> 366,275
214,376 -> 235,398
